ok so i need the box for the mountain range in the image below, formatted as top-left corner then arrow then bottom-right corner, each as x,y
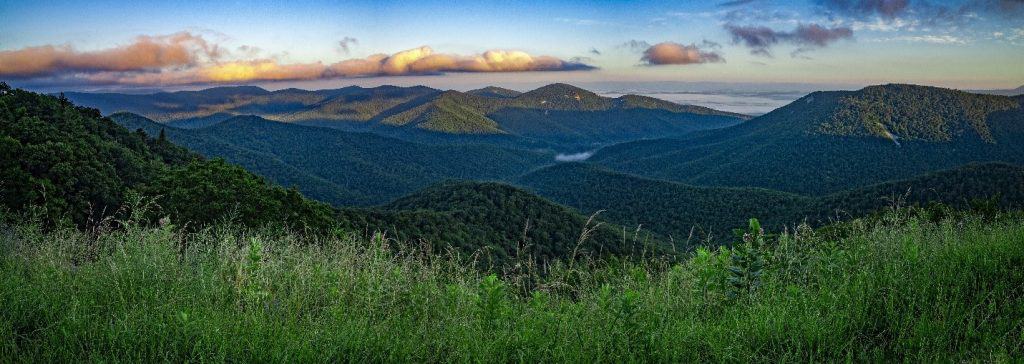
6,81 -> 1024,255
67,84 -> 749,149
0,85 -> 643,264
105,83 -> 1024,242
112,112 -> 552,206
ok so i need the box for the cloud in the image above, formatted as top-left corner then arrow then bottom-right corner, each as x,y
719,0 -> 758,6
0,32 -> 222,78
970,0 -> 1024,18
875,35 -> 968,44
640,42 -> 724,65
701,39 -> 723,49
817,0 -> 910,18
725,23 -> 853,56
821,0 -> 1022,27
555,17 -> 613,26
1,35 -> 596,86
554,151 -> 594,162
618,40 -> 652,52
337,37 -> 358,54
793,24 -> 856,46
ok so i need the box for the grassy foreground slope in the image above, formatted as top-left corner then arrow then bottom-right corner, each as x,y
2,209 -> 1022,361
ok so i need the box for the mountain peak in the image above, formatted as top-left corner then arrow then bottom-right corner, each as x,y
741,83 -> 1020,143
467,86 -> 522,98
812,83 -> 1019,143
515,83 -> 608,109
523,83 -> 595,97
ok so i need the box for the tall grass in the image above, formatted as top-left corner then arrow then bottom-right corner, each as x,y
1,210 -> 1023,362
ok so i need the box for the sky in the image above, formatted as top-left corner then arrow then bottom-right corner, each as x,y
1,0 -> 1023,93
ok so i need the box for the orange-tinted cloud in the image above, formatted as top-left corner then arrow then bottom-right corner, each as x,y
0,35 -> 594,86
334,47 -> 589,75
640,42 -> 724,65
0,32 -> 221,78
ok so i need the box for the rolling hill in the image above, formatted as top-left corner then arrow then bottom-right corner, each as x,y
112,112 -> 553,206
518,161 -> 1024,242
67,83 -> 748,148
3,85 -> 658,263
591,84 -> 1024,195
374,181 -> 655,263
0,84 -> 338,231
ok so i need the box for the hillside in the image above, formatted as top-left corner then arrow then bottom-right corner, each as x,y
0,84 -> 337,231
518,163 -> 811,241
113,112 -> 369,206
380,181 -> 653,263
814,162 -> 1024,217
111,112 -> 552,206
592,84 -> 1024,195
518,161 -> 1024,242
4,86 -> 655,263
67,84 -> 748,148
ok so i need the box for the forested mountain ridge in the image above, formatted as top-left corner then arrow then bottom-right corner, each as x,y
380,181 -> 656,262
111,112 -> 553,206
467,86 -> 521,98
518,161 -> 1024,242
2,85 -> 657,263
590,84 -> 1024,195
0,84 -> 338,230
66,83 -> 748,148
65,85 -> 434,123
518,162 -> 811,241
814,84 -> 1018,143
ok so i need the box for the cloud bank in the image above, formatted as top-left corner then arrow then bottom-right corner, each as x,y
0,32 -> 222,78
725,23 -> 853,56
818,0 -> 910,18
820,0 -> 1024,23
0,32 -> 596,86
640,42 -> 724,65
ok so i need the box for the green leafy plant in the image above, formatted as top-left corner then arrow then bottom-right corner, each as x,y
477,274 -> 507,326
727,218 -> 767,301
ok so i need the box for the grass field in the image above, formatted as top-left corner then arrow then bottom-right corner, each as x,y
2,209 -> 1023,362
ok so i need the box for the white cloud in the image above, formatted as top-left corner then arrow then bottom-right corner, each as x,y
873,35 -> 967,44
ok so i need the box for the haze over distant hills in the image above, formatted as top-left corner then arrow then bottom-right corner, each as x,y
67,84 -> 748,149
973,85 -> 1024,97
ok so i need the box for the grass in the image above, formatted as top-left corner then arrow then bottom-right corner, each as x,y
1,209 -> 1023,362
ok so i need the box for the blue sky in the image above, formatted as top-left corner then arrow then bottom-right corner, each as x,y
1,0 -> 1022,90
